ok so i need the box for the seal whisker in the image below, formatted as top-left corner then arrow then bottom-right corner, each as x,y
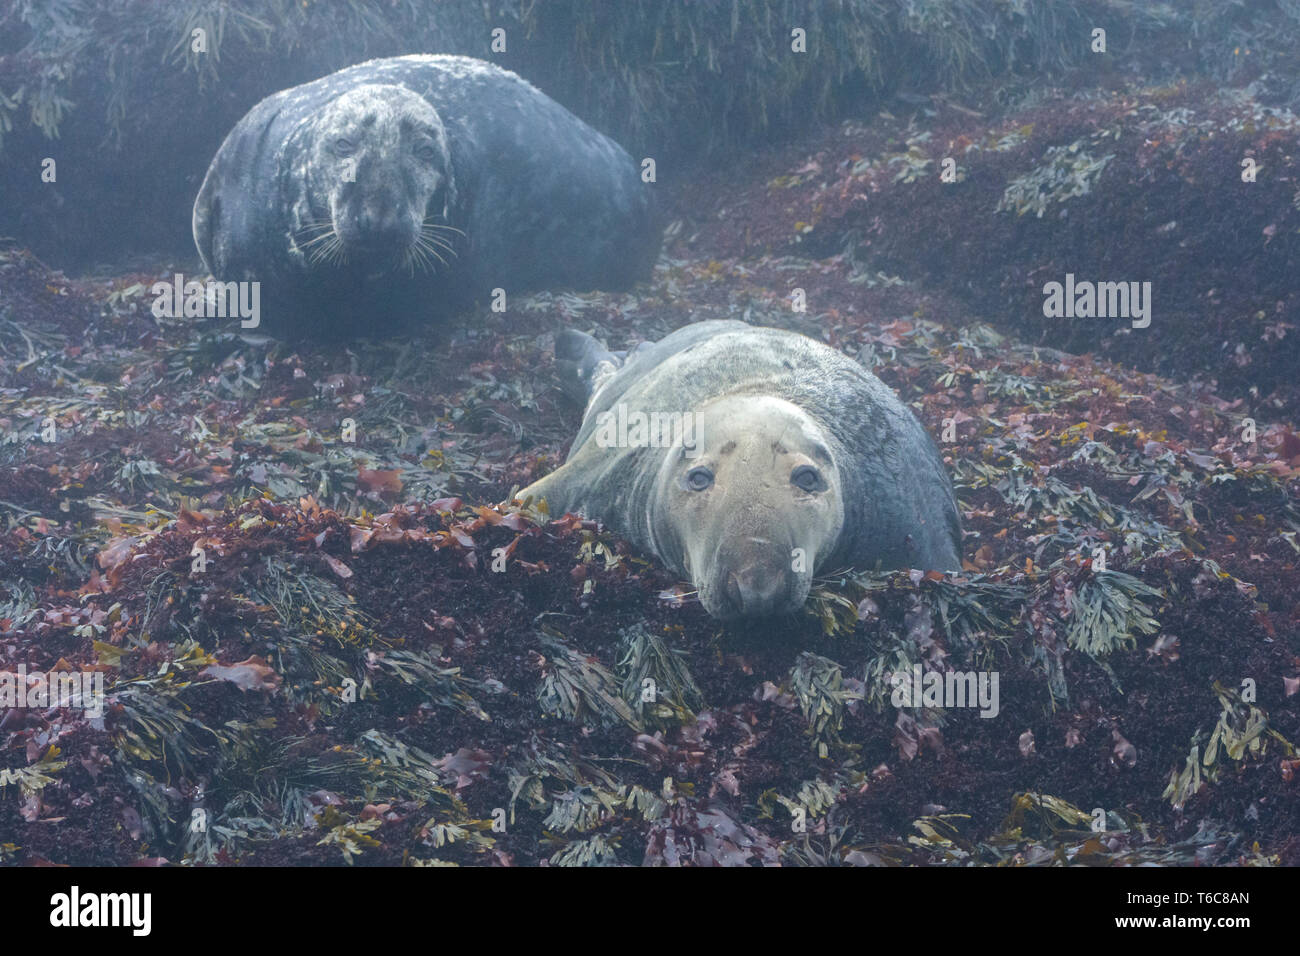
421,221 -> 466,238
421,234 -> 460,252
417,233 -> 458,261
422,234 -> 458,256
416,237 -> 449,270
307,234 -> 334,264
295,227 -> 338,242
400,239 -> 425,276
423,248 -> 447,271
299,230 -> 340,249
420,239 -> 442,269
293,221 -> 338,241
414,243 -> 438,274
421,238 -> 458,258
420,228 -> 464,243
313,235 -> 347,268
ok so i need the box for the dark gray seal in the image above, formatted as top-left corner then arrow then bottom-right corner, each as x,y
519,321 -> 962,620
192,55 -> 660,338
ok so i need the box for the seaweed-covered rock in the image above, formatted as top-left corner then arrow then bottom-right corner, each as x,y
2,216 -> 1296,865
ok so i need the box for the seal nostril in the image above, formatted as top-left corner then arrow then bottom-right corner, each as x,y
726,566 -> 788,613
351,215 -> 409,250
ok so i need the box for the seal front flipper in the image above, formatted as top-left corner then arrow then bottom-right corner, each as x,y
553,328 -> 624,403
512,332 -> 621,511
191,169 -> 217,274
515,447 -> 594,517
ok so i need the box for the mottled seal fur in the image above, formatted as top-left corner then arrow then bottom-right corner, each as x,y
520,321 -> 962,620
192,55 -> 659,338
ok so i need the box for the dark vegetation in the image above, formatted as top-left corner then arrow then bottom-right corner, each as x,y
681,85 -> 1300,416
3,129 -> 1300,862
0,0 -> 1280,267
0,1 -> 1298,865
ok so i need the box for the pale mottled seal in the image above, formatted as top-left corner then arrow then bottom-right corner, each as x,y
519,321 -> 962,620
192,55 -> 659,338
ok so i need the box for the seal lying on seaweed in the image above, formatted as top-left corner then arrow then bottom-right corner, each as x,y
519,321 -> 963,620
193,55 -> 659,338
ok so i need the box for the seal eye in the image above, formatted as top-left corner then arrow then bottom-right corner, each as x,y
685,467 -> 714,492
791,465 -> 823,493
332,137 -> 356,157
415,143 -> 439,162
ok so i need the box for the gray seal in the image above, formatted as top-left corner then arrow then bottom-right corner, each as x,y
192,55 -> 660,338
520,321 -> 962,620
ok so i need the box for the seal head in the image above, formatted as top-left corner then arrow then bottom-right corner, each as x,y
649,394 -> 845,620
289,84 -> 457,278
